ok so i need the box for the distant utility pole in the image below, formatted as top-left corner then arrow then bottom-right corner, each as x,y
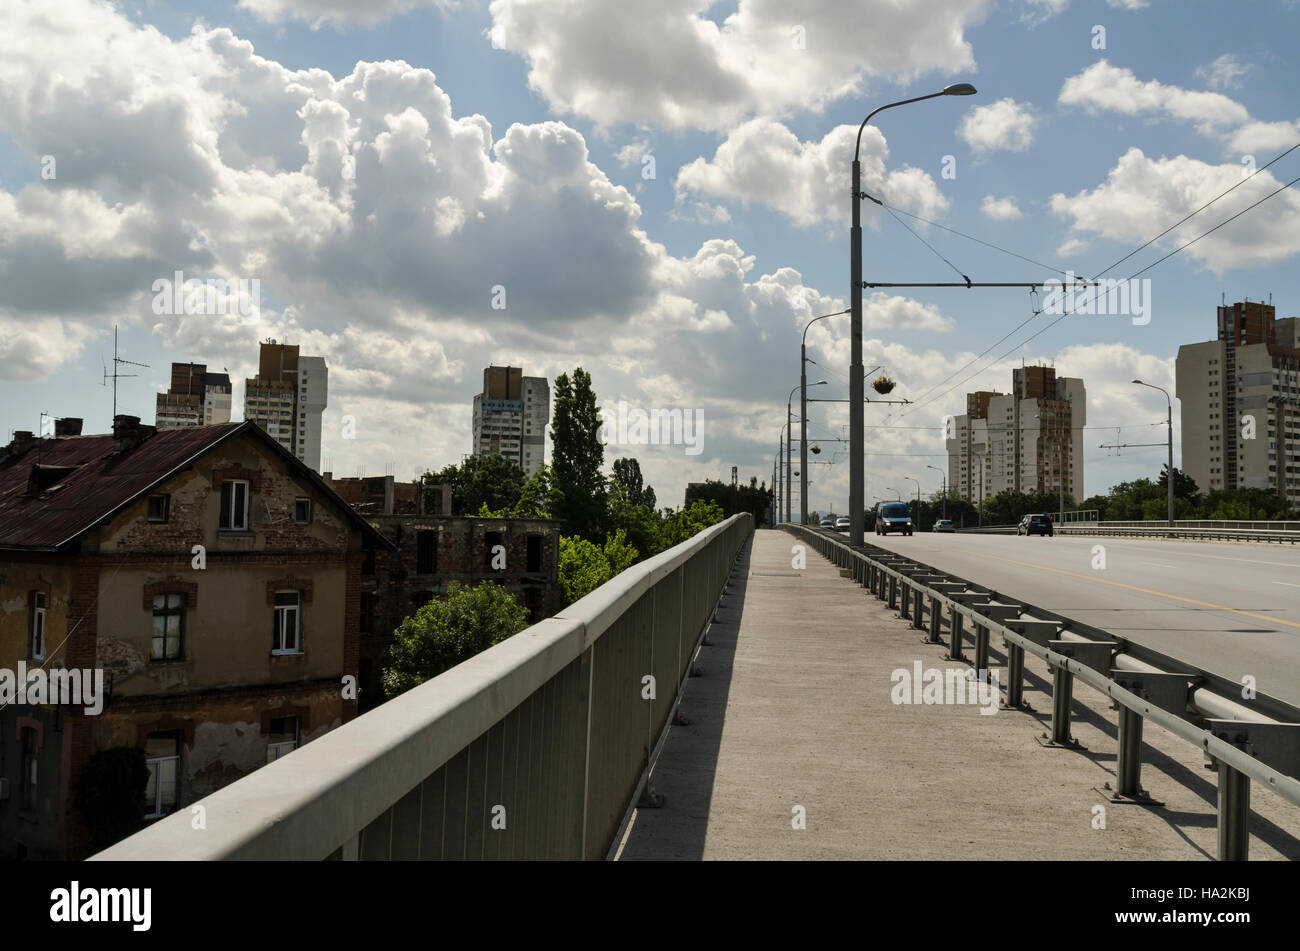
101,324 -> 150,421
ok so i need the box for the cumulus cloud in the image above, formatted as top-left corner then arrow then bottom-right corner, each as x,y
1059,61 -> 1250,134
980,195 -> 1023,220
1197,53 -> 1252,91
957,98 -> 1036,153
486,0 -> 992,130
1049,147 -> 1300,273
674,119 -> 949,228
238,0 -> 456,27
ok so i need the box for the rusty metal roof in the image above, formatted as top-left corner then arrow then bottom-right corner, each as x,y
0,421 -> 393,551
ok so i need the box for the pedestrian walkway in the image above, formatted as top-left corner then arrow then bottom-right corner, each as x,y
615,528 -> 1300,860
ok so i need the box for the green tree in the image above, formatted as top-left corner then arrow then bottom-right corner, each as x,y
557,529 -> 642,604
661,499 -> 725,548
512,464 -> 553,518
428,453 -> 527,516
550,368 -> 607,541
612,457 -> 656,509
685,476 -> 771,523
74,746 -> 150,853
382,582 -> 530,698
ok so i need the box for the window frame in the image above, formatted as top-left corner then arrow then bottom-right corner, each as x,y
294,497 -> 312,525
28,591 -> 46,662
151,592 -> 185,661
416,530 -> 437,574
146,493 -> 170,523
218,479 -> 250,531
272,590 -> 302,654
266,716 -> 300,763
143,733 -> 180,819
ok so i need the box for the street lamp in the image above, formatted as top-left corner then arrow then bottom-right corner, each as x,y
904,476 -> 919,521
801,310 -> 849,525
927,463 -> 946,518
885,486 -> 901,501
789,380 -> 826,524
849,82 -> 977,546
1133,380 -> 1175,529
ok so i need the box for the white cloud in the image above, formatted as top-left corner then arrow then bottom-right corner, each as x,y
958,98 -> 1036,153
980,195 -> 1023,220
0,316 -> 99,382
1049,147 -> 1300,273
1226,120 -> 1300,155
487,0 -> 992,131
1059,61 -> 1251,134
674,119 -> 949,228
237,0 -> 456,27
1197,53 -> 1252,91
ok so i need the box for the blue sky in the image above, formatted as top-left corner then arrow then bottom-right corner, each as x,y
3,0 -> 1299,512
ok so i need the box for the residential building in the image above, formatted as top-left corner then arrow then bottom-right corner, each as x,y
945,366 -> 1086,506
1176,300 -> 1300,503
471,366 -> 549,477
243,340 -> 328,473
154,363 -> 231,429
337,481 -> 562,711
0,416 -> 390,859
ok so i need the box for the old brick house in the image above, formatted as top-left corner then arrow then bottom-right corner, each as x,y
347,491 -> 563,710
0,416 -> 392,859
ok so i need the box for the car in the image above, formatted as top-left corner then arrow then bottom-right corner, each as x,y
834,516 -> 851,532
1018,513 -> 1054,536
931,519 -> 955,533
819,517 -> 835,529
875,501 -> 913,536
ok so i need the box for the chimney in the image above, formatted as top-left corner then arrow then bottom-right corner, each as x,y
54,417 -> 83,437
112,415 -> 155,453
5,430 -> 36,457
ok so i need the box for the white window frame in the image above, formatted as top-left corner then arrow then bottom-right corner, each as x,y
29,592 -> 46,662
266,717 -> 300,763
144,738 -> 180,819
272,591 -> 302,654
220,479 -> 249,531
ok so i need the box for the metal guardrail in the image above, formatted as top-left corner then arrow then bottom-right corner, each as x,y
1057,519 -> 1300,544
785,523 -> 1300,861
92,514 -> 753,861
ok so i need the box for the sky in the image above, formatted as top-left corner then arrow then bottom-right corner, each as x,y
3,0 -> 1299,514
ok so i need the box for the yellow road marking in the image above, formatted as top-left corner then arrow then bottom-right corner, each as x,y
918,543 -> 1300,632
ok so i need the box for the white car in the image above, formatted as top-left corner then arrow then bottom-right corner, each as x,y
834,517 -> 851,532
819,518 -> 835,529
932,519 -> 955,533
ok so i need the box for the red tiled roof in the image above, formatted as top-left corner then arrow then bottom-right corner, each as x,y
0,422 -> 393,551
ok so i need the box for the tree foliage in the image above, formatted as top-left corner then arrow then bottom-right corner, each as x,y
428,453 -> 527,516
382,582 -> 530,698
685,477 -> 771,523
74,746 -> 150,853
550,368 -> 607,541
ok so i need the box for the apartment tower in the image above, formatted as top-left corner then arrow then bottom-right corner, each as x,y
243,340 -> 328,472
471,366 -> 549,477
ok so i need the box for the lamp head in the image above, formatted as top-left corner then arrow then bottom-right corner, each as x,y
1132,379 -> 1143,385
943,83 -> 978,96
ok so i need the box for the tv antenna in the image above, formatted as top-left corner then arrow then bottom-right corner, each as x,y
101,325 -> 150,420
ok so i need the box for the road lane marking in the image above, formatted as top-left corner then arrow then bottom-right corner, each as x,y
906,543 -> 1300,632
1142,562 -> 1177,568
1273,582 -> 1300,588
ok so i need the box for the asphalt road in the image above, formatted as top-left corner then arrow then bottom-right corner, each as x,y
862,529 -> 1300,708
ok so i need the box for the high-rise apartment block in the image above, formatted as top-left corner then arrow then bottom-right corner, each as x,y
1176,300 -> 1300,503
155,363 -> 231,429
471,366 -> 549,477
244,341 -> 328,472
945,365 -> 1086,506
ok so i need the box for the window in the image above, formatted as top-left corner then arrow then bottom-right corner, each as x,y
219,480 -> 249,530
143,733 -> 180,818
151,593 -> 184,660
484,531 -> 503,570
20,727 -> 38,810
526,534 -> 543,573
273,591 -> 301,653
28,592 -> 46,661
147,494 -> 170,522
416,530 -> 437,574
294,498 -> 312,524
360,593 -> 374,635
266,717 -> 299,763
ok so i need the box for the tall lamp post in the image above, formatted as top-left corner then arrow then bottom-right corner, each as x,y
1133,380 -> 1175,528
801,310 -> 848,526
849,82 -> 977,546
789,380 -> 826,525
927,463 -> 946,518
885,486 -> 901,501
904,476 -> 920,522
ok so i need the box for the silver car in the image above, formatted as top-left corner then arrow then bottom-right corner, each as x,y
931,519 -> 955,533
834,516 -> 851,532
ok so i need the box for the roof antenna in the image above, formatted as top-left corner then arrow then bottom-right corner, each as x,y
101,325 -> 150,422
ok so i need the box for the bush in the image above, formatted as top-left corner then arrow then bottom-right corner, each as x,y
382,582 -> 531,698
75,746 -> 150,852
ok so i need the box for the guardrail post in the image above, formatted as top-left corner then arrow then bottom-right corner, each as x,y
1117,706 -> 1143,798
949,611 -> 964,662
900,580 -> 911,619
927,598 -> 941,644
1050,664 -> 1074,745
973,624 -> 988,674
1005,642 -> 1025,708
912,589 -> 924,629
887,575 -> 898,609
1217,765 -> 1250,861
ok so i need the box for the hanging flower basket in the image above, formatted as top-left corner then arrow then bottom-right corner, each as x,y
872,375 -> 896,395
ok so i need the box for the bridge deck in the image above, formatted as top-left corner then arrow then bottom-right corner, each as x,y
615,528 -> 1300,860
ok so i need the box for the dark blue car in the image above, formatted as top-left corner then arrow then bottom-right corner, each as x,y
875,502 -> 913,536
